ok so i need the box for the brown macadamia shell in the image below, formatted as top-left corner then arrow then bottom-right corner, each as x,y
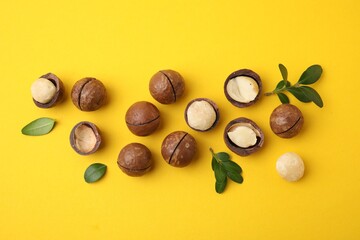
70,121 -> 102,155
161,131 -> 197,167
270,104 -> 304,138
125,101 -> 161,136
117,143 -> 153,177
32,73 -> 65,108
224,117 -> 264,156
149,70 -> 185,104
71,77 -> 107,111
224,69 -> 262,108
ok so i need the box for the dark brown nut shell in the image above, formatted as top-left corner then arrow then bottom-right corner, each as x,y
32,73 -> 65,108
71,77 -> 107,111
184,98 -> 220,132
69,121 -> 102,155
270,104 -> 304,138
125,101 -> 160,136
117,143 -> 152,177
161,131 -> 197,167
149,70 -> 185,104
224,69 -> 262,108
224,117 -> 264,156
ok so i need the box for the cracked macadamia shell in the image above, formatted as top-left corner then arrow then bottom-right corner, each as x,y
184,98 -> 219,132
224,69 -> 262,108
71,77 -> 107,111
161,131 -> 197,167
270,104 -> 304,138
117,143 -> 153,177
149,70 -> 185,104
276,152 -> 305,182
224,117 -> 264,156
70,121 -> 102,155
125,101 -> 161,136
31,73 -> 64,108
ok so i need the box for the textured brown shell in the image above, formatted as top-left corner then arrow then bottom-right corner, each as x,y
224,117 -> 264,156
224,69 -> 262,108
69,121 -> 102,155
270,104 -> 304,138
125,101 -> 161,136
149,70 -> 185,104
71,77 -> 107,111
184,98 -> 220,132
117,143 -> 153,177
32,73 -> 65,108
161,131 -> 197,167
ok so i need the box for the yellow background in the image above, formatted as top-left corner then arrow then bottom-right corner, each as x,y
1,0 -> 360,239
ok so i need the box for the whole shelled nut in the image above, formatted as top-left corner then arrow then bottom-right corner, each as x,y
71,77 -> 107,111
224,69 -> 262,107
184,98 -> 220,132
276,152 -> 305,182
125,101 -> 160,136
270,104 -> 304,138
224,117 -> 264,156
117,143 -> 153,177
70,121 -> 101,155
31,73 -> 64,108
161,131 -> 197,167
149,70 -> 185,104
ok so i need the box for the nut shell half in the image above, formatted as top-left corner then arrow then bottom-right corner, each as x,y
161,131 -> 197,167
32,73 -> 65,108
224,69 -> 262,108
149,70 -> 185,104
224,117 -> 264,156
70,121 -> 102,155
117,143 -> 153,177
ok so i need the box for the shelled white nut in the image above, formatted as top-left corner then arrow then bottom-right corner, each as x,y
31,78 -> 56,103
226,76 -> 259,103
186,100 -> 216,131
276,152 -> 305,182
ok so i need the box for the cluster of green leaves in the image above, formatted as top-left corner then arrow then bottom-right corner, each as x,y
265,64 -> 323,108
210,148 -> 243,194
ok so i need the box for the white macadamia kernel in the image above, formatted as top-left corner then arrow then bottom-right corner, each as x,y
276,152 -> 305,182
226,76 -> 259,103
227,124 -> 257,148
187,100 -> 216,131
74,125 -> 97,154
31,78 -> 57,104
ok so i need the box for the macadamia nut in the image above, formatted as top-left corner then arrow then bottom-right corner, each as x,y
186,100 -> 217,131
31,78 -> 57,104
227,124 -> 257,148
276,152 -> 305,182
226,76 -> 259,103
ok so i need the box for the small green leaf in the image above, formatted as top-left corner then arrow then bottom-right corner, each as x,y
215,178 -> 227,193
298,64 -> 323,85
275,80 -> 290,91
287,87 -> 312,103
299,86 -> 324,108
222,161 -> 242,174
211,157 -> 216,170
277,93 -> 290,104
214,162 -> 226,183
227,171 -> 244,184
216,152 -> 231,162
21,117 -> 55,136
84,163 -> 107,183
279,64 -> 288,81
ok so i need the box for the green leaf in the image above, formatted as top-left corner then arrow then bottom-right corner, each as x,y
214,162 -> 226,183
277,93 -> 290,104
227,171 -> 244,184
211,157 -> 216,170
21,117 -> 55,136
279,64 -> 288,81
298,64 -> 323,85
84,163 -> 107,183
215,178 -> 227,193
216,152 -> 231,162
222,161 -> 242,174
275,80 -> 290,91
299,86 -> 324,108
287,87 -> 312,103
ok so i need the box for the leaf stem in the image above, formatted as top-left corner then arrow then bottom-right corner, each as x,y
209,148 -> 221,164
